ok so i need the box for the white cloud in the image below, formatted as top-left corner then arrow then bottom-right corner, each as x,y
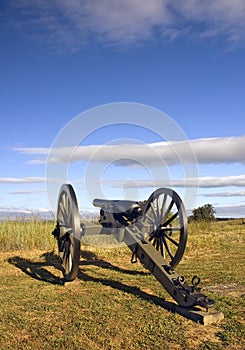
195,176 -> 245,188
12,147 -> 49,155
214,203 -> 245,217
2,174 -> 245,189
9,189 -> 46,195
6,0 -> 245,49
0,177 -> 46,184
0,177 -> 62,184
175,0 -> 245,46
78,0 -> 171,44
202,190 -> 245,197
105,175 -> 245,189
13,136 -> 245,166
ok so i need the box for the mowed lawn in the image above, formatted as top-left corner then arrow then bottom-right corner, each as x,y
0,219 -> 244,350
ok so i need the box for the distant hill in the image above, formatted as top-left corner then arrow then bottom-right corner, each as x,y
0,209 -> 98,221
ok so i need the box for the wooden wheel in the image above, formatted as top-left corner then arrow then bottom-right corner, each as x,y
142,188 -> 188,268
56,184 -> 81,281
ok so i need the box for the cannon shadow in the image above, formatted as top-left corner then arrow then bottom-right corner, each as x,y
7,250 -> 148,284
8,250 -> 179,312
77,269 -> 172,309
80,250 -> 149,276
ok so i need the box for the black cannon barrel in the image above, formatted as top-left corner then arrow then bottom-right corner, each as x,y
93,198 -> 140,213
93,198 -> 113,208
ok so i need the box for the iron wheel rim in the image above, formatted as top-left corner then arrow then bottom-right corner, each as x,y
142,188 -> 188,268
57,184 -> 81,281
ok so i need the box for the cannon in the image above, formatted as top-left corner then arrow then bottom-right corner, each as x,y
52,184 -> 216,311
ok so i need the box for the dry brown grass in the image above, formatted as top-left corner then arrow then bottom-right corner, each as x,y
0,219 -> 244,349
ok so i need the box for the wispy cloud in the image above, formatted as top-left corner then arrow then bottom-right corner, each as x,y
175,0 -> 245,45
214,203 -> 245,217
5,0 -> 245,49
12,147 -> 49,155
0,177 -> 62,184
202,190 -> 245,197
1,174 -> 245,189
0,177 -> 46,184
12,136 -> 245,166
106,175 -> 245,188
9,189 -> 46,195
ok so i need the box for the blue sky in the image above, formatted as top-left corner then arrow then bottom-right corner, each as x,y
0,0 -> 245,218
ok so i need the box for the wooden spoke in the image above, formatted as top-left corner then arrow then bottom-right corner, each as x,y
164,212 -> 179,226
164,233 -> 179,247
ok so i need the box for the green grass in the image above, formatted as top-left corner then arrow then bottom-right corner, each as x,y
0,219 -> 244,349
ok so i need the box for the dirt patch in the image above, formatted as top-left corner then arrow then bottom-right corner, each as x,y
203,283 -> 245,298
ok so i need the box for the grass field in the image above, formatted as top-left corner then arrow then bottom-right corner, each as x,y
0,219 -> 244,349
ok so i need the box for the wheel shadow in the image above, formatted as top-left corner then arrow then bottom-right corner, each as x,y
8,250 -> 178,312
8,251 -> 63,285
8,250 -> 148,285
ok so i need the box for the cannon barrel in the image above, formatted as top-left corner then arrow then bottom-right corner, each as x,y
93,198 -> 141,214
93,198 -> 113,208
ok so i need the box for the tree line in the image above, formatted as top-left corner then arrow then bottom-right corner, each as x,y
189,203 -> 216,222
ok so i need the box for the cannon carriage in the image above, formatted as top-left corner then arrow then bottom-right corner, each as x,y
52,184 -> 217,313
